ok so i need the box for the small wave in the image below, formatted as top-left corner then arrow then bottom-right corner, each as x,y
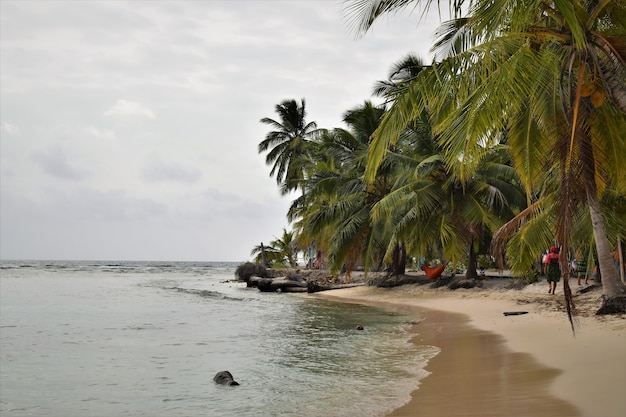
0,260 -> 240,275
162,286 -> 241,301
165,286 -> 222,297
0,263 -> 33,269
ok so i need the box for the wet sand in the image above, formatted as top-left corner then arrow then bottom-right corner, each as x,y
390,309 -> 578,416
315,279 -> 625,417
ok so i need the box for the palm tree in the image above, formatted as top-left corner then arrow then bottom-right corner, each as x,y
346,0 -> 626,316
292,101 -> 393,277
496,185 -> 626,282
270,228 -> 299,267
372,112 -> 525,279
250,229 -> 299,267
258,98 -> 323,194
250,242 -> 280,267
372,53 -> 429,99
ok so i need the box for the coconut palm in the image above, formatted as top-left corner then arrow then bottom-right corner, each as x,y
372,112 -> 525,280
250,229 -> 299,267
258,98 -> 323,195
292,101 -> 395,277
250,242 -> 281,267
372,53 -> 429,100
346,0 -> 626,316
270,228 -> 299,267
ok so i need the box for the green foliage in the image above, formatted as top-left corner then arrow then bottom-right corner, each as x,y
477,254 -> 492,270
250,228 -> 299,268
348,0 -> 626,310
258,98 -> 324,195
255,1 -> 626,311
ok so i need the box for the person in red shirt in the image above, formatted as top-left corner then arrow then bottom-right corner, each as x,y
544,246 -> 560,294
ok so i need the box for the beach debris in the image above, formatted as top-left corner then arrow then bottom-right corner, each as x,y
448,278 -> 480,290
258,277 -> 308,292
430,274 -> 454,288
214,371 -> 239,386
307,281 -> 364,293
244,267 -> 361,293
576,284 -> 600,294
503,311 -> 528,316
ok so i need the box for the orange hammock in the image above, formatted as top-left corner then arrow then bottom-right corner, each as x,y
421,263 -> 447,280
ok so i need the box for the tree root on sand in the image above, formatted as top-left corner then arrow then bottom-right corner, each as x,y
596,295 -> 626,315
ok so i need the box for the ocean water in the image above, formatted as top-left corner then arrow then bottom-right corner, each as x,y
0,261 -> 438,417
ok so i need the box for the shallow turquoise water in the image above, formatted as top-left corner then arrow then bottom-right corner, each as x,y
0,261 -> 438,417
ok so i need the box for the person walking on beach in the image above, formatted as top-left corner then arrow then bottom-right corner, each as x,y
544,246 -> 560,294
576,251 -> 588,286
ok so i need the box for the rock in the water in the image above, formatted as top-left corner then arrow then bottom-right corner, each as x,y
214,371 -> 239,386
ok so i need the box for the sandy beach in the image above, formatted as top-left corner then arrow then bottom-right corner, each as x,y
315,275 -> 626,417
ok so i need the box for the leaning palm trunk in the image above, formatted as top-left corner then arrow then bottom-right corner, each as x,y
577,106 -> 626,313
587,189 -> 626,313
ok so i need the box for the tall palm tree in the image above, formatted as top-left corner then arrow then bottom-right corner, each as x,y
346,0 -> 626,316
292,101 -> 393,277
270,228 -> 299,267
250,229 -> 299,267
258,98 -> 323,194
250,242 -> 280,267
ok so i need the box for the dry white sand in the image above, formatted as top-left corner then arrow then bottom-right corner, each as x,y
315,276 -> 626,417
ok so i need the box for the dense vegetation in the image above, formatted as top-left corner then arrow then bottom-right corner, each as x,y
254,0 -> 626,315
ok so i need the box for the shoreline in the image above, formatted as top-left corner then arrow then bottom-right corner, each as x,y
314,277 -> 625,417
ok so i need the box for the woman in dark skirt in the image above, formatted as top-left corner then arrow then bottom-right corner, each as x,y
544,246 -> 560,294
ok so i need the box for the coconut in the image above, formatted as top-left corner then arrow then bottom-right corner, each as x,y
590,90 -> 605,108
580,82 -> 595,97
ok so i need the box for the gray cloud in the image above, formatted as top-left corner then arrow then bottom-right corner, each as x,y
1,0 -> 439,261
141,160 -> 202,183
31,146 -> 88,181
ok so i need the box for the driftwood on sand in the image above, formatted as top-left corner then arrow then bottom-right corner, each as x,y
238,263 -> 512,293
257,277 -> 308,293
243,267 -> 368,293
250,276 -> 365,293
366,274 -> 432,288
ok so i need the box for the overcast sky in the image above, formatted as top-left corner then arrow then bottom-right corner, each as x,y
0,0 -> 441,262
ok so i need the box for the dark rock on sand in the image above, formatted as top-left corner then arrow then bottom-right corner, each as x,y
448,278 -> 480,290
430,274 -> 454,288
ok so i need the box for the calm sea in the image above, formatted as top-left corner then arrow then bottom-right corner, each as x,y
0,260 -> 438,417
